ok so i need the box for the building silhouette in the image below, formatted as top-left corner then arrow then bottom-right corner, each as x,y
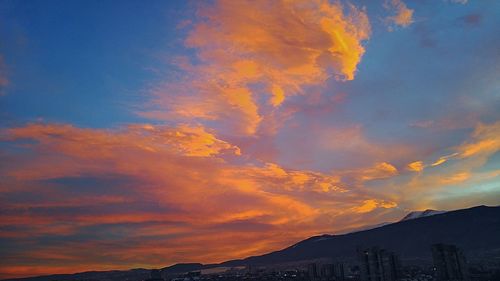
308,263 -> 319,280
358,247 -> 401,281
432,243 -> 469,281
308,262 -> 344,281
320,263 -> 345,281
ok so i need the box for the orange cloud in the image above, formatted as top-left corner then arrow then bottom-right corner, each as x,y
270,84 -> 285,107
438,172 -> 471,185
352,162 -> 398,182
148,0 -> 371,135
407,153 -> 459,172
3,123 -> 241,160
407,152 -> 458,172
407,161 -> 424,172
352,199 -> 397,214
385,0 -> 414,28
457,122 -> 500,158
6,122 -> 498,278
248,162 -> 346,193
431,157 -> 447,167
377,122 -> 500,211
430,153 -> 458,167
1,122 -> 400,277
362,162 -> 398,181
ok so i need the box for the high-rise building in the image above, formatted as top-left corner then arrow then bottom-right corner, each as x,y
334,263 -> 345,281
320,263 -> 345,281
308,263 -> 319,280
358,247 -> 401,281
432,243 -> 469,281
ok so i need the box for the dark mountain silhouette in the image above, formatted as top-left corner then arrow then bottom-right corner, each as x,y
0,269 -> 152,281
325,208 -> 447,235
217,205 -> 499,267
161,263 -> 204,274
3,205 -> 499,281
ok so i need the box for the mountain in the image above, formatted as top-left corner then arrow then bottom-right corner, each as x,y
217,205 -> 500,267
4,205 -> 500,281
1,269 -> 152,281
161,263 -> 204,274
335,221 -> 393,234
336,209 -> 446,235
400,209 -> 447,221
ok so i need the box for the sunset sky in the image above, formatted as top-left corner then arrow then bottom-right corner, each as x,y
1,0 -> 500,279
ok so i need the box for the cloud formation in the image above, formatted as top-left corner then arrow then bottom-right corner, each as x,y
2,0 -> 500,279
0,122 -> 398,277
385,0 -> 414,28
405,122 -> 500,175
457,122 -> 500,159
384,121 -> 500,210
147,0 -> 371,135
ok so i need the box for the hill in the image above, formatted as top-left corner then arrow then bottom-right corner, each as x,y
219,205 -> 500,267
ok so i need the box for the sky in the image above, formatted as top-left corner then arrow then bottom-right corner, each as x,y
0,0 -> 499,278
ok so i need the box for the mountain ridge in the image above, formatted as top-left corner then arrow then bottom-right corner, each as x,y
213,205 -> 499,268
400,209 -> 447,221
333,208 -> 447,235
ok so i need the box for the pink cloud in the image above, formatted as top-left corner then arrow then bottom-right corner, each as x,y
145,0 -> 371,135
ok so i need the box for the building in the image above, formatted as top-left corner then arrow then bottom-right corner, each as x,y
308,263 -> 319,280
358,247 -> 401,281
432,243 -> 469,281
333,263 -> 345,281
320,263 -> 345,281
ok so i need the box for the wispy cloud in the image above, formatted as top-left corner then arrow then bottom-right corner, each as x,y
0,122 -> 400,276
1,0 -> 499,278
384,0 -> 414,29
145,0 -> 370,135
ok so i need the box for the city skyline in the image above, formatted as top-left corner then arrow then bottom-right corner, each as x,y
0,0 -> 499,279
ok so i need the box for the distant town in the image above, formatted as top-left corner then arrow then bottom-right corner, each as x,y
137,243 -> 498,281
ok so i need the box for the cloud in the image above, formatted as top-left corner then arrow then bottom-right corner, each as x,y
357,162 -> 398,181
378,121 -> 500,210
352,199 -> 397,214
407,152 -> 461,173
3,1 -> 499,278
407,161 -> 424,172
2,118 -> 497,278
312,125 -> 416,170
457,121 -> 500,159
430,153 -> 458,167
438,172 -> 470,185
0,122 -> 399,277
146,0 -> 371,135
3,123 -> 241,159
247,162 -> 346,193
385,0 -> 414,29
